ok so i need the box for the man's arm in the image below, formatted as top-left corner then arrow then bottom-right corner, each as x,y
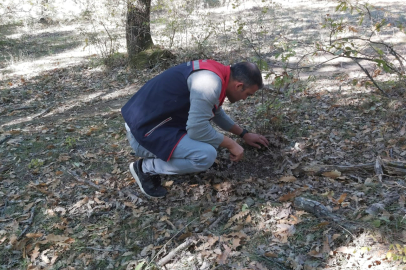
186,70 -> 225,148
228,124 -> 270,149
187,70 -> 244,161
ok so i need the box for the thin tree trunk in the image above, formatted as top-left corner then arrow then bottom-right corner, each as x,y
126,0 -> 153,59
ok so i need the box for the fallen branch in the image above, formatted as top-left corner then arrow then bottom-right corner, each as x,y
18,206 -> 36,240
374,156 -> 384,182
9,106 -> 37,112
295,158 -> 406,177
294,197 -> 359,232
157,238 -> 194,266
208,206 -> 234,230
294,197 -> 342,222
65,169 -> 104,190
365,191 -> 400,216
150,217 -> 198,267
0,135 -> 12,145
33,106 -> 53,119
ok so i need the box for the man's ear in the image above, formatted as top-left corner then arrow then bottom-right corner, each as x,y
236,82 -> 244,91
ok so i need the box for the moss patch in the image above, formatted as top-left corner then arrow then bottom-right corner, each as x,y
129,46 -> 175,69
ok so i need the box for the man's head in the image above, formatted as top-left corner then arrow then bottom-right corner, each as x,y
226,62 -> 263,103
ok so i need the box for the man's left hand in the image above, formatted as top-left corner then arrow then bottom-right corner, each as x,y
243,133 -> 269,149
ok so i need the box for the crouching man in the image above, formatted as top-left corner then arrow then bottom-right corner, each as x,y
121,60 -> 269,198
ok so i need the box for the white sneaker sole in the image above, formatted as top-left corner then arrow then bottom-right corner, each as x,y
129,162 -> 164,199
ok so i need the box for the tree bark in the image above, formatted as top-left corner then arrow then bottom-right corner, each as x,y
126,0 -> 153,59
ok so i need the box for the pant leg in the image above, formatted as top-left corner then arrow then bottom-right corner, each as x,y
143,134 -> 217,175
125,123 -> 156,158
125,123 -> 217,175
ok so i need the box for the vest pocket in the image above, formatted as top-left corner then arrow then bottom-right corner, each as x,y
144,117 -> 172,137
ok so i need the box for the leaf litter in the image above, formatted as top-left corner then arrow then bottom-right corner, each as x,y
1,3 -> 406,270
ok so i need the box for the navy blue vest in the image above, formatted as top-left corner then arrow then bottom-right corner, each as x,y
121,60 -> 230,161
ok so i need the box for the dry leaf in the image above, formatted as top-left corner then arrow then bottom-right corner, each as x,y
332,234 -> 341,241
140,244 -> 154,256
212,183 -> 221,191
310,221 -> 329,231
40,250 -> 50,264
400,194 -> 405,207
26,233 -> 43,239
322,170 -> 341,179
163,181 -> 173,187
178,232 -> 192,241
341,202 -> 350,207
24,202 -> 35,213
322,235 -> 330,253
264,252 -> 278,258
308,249 -> 324,258
230,238 -> 241,250
279,176 -> 297,183
400,125 -> 406,136
337,193 -> 348,204
245,215 -> 252,224
30,244 -> 40,262
249,261 -> 269,270
0,236 -> 6,245
278,192 -> 297,202
216,244 -> 231,265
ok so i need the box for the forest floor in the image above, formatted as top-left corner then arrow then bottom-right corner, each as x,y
1,0 -> 406,269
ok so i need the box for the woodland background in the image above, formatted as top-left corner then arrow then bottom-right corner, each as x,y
1,0 -> 406,269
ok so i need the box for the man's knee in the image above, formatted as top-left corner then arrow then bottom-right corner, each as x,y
193,145 -> 217,171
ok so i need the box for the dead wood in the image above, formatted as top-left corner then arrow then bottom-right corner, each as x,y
17,206 -> 36,240
365,191 -> 400,216
208,206 -> 234,230
375,156 -> 383,182
0,135 -> 12,145
294,197 -> 343,222
66,169 -> 104,190
157,238 -> 194,266
295,158 -> 406,177
9,106 -> 37,112
294,197 -> 359,232
33,106 -> 53,118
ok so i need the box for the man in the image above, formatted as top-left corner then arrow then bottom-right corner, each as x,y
121,59 -> 269,198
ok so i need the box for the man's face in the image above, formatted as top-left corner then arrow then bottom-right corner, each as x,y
227,83 -> 259,103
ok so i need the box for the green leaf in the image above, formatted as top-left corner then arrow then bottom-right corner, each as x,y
387,251 -> 393,259
372,219 -> 381,227
135,261 -> 145,270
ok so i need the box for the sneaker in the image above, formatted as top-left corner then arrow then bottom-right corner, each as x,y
129,159 -> 167,198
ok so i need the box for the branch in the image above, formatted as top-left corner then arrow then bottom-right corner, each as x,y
352,58 -> 388,96
65,169 -> 104,190
18,206 -> 36,240
294,158 -> 406,176
149,217 -> 198,267
157,238 -> 194,266
0,135 -> 12,145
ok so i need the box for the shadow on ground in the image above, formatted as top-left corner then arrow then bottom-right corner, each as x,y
0,25 -> 82,69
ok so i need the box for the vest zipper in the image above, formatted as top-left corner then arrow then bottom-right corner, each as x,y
144,117 -> 172,137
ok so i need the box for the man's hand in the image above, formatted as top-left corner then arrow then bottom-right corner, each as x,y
220,136 -> 244,161
243,133 -> 269,149
228,142 -> 244,161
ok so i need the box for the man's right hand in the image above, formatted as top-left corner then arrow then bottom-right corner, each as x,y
220,136 -> 244,161
228,142 -> 244,161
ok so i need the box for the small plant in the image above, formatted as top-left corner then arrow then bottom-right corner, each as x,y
65,136 -> 77,149
387,244 -> 406,262
28,159 -> 44,169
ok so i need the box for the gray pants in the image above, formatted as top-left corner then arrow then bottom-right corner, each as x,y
125,124 -> 217,175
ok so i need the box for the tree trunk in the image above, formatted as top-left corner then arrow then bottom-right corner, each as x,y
126,0 -> 153,59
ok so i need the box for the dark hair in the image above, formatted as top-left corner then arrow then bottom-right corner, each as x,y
230,62 -> 263,89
